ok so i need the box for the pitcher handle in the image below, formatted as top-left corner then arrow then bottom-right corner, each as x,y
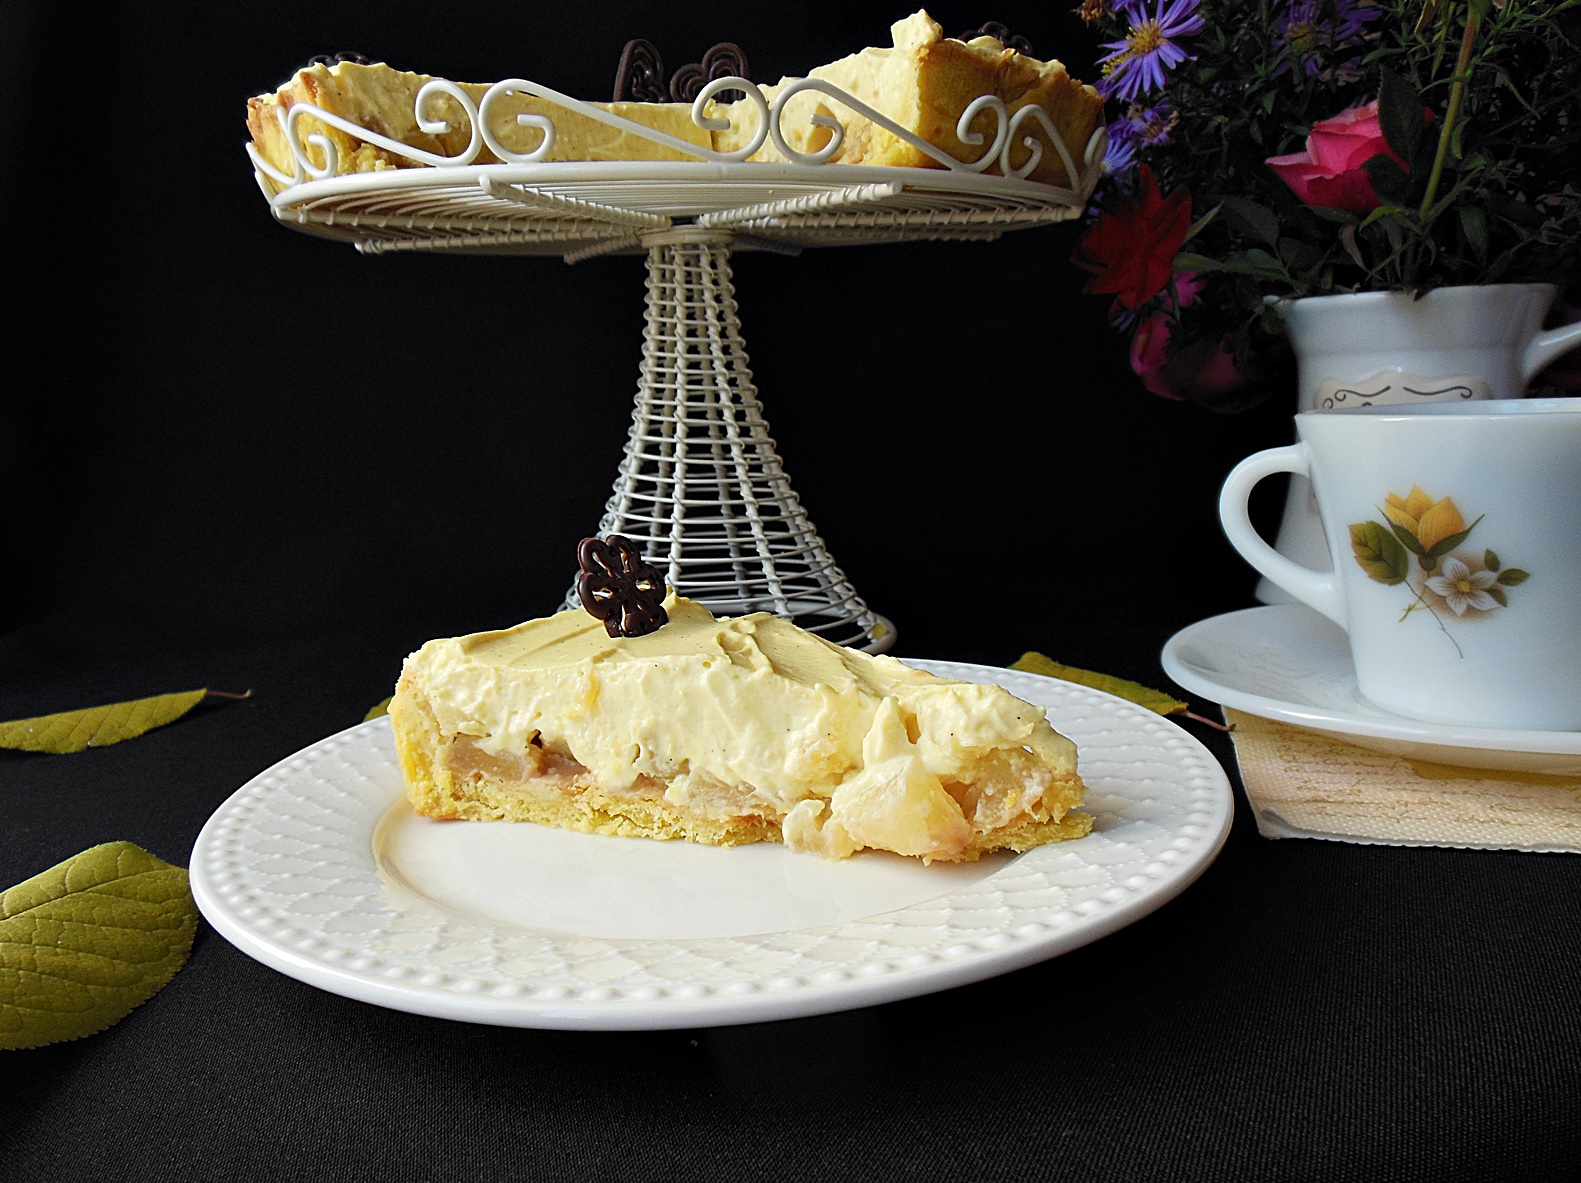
1523,320 -> 1581,383
1219,445 -> 1346,627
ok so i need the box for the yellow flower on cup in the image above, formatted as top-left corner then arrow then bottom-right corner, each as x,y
1350,485 -> 1531,650
1382,485 -> 1466,552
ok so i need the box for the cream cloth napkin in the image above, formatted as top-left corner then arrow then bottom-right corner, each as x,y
1224,708 -> 1581,853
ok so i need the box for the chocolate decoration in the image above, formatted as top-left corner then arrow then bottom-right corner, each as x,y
576,535 -> 669,638
957,22 -> 1034,56
669,43 -> 751,103
613,39 -> 669,102
615,39 -> 751,103
308,51 -> 371,67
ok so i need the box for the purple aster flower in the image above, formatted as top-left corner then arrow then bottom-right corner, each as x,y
1129,100 -> 1180,149
1097,0 -> 1206,103
1101,101 -> 1179,175
1274,0 -> 1374,76
1103,121 -> 1140,175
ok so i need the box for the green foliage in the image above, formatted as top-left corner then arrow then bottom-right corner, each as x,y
1424,515 -> 1483,559
1,843 -> 197,1050
1085,0 -> 1581,357
0,690 -> 209,754
1010,653 -> 1190,717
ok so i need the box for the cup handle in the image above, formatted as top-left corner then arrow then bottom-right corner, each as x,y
1219,445 -> 1346,627
1523,321 -> 1581,382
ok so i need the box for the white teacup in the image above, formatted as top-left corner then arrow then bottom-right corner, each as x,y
1260,284 -> 1581,598
1220,399 -> 1581,731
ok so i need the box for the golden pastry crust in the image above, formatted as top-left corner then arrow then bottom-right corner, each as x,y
247,13 -> 1103,192
246,61 -> 713,193
739,17 -> 1103,188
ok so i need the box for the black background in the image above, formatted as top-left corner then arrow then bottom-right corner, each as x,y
5,3 -> 1579,1181
2,0 -> 1293,657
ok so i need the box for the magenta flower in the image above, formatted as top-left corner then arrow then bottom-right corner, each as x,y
1098,0 -> 1206,102
1267,99 -> 1429,214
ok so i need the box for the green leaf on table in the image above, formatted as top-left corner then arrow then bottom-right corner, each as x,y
365,696 -> 393,722
1497,568 -> 1530,586
1,842 -> 197,1051
0,690 -> 209,754
1011,653 -> 1189,717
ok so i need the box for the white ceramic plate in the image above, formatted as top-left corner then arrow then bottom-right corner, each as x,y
190,660 -> 1232,1030
1162,605 -> 1581,775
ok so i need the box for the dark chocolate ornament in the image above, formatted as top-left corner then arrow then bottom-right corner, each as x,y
613,39 -> 751,103
668,43 -> 751,103
957,23 -> 1034,56
613,39 -> 669,102
576,536 -> 669,638
308,51 -> 372,67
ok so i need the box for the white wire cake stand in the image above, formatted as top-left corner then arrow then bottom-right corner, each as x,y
250,74 -> 1104,650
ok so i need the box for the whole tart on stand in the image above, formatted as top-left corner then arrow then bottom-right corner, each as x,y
245,11 -> 1106,652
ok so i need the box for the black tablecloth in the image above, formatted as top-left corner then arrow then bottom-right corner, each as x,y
6,611 -> 1580,1182
7,0 -> 1581,1174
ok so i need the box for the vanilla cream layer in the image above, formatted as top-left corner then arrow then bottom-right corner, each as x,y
401,595 -> 1077,858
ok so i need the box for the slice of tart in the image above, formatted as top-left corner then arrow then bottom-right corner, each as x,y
245,11 -> 1102,193
388,593 -> 1089,862
717,11 -> 1103,189
245,59 -> 714,195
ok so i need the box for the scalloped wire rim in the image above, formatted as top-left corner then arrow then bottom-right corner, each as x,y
245,73 -> 1105,206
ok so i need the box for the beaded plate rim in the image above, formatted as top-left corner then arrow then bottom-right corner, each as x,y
190,659 -> 1233,1030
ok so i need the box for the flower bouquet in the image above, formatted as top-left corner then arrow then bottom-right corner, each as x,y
1070,0 -> 1581,410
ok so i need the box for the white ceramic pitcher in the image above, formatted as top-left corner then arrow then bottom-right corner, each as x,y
1260,283 -> 1581,600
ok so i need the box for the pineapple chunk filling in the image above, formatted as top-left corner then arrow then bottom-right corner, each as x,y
445,694 -> 1068,862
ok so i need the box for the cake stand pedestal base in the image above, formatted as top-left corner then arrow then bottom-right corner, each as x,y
564,228 -> 891,652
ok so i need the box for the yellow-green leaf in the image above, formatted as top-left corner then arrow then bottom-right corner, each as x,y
1,842 -> 197,1051
364,696 -> 393,722
1351,521 -> 1410,584
0,690 -> 208,754
1011,652 -> 1190,717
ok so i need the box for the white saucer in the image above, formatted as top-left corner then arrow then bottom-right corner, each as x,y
1161,604 -> 1581,775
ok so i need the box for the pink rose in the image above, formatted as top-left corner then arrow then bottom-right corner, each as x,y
1130,313 -> 1247,402
1265,101 -> 1424,215
1129,273 -> 1291,412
